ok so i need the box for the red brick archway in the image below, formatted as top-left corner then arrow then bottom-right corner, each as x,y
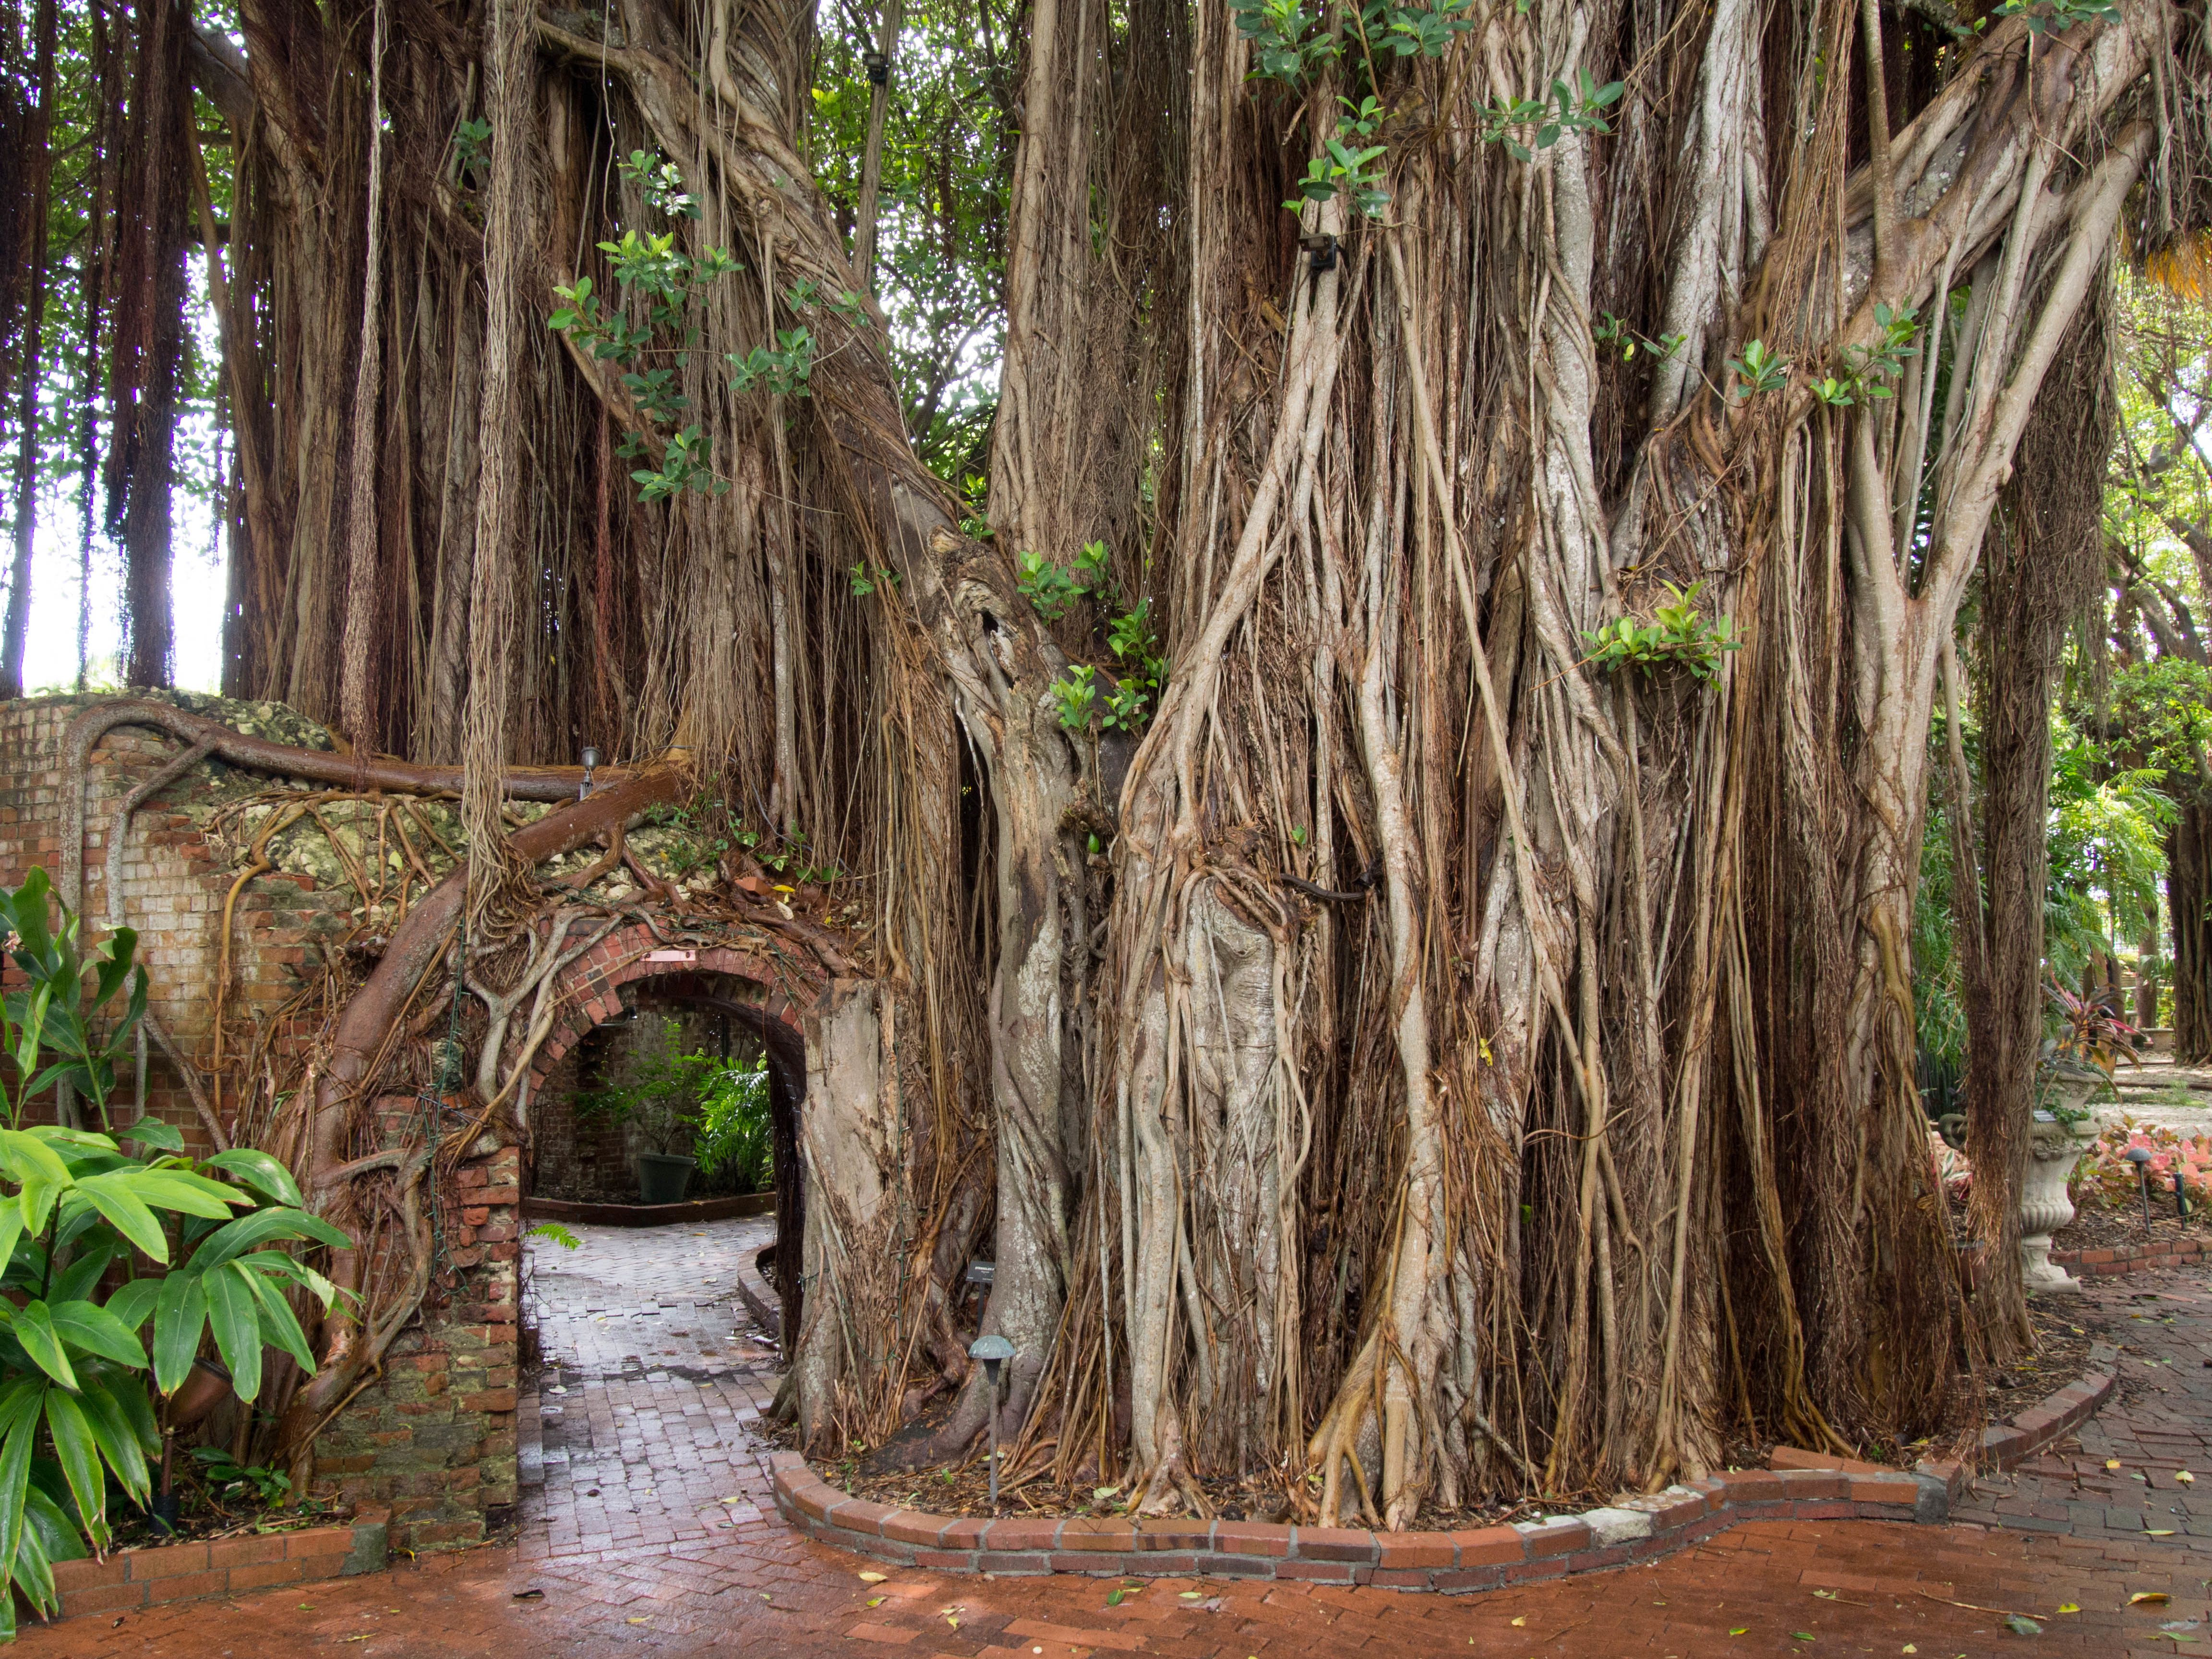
514,923 -> 820,1100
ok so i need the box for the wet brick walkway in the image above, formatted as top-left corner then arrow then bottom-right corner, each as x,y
24,1238 -> 2212,1655
1956,1266 -> 2212,1549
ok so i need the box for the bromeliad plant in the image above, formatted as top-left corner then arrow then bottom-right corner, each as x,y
0,869 -> 349,1635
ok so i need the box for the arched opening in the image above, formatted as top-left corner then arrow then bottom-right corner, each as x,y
520,959 -> 808,1349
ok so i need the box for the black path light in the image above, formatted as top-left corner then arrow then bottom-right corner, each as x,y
968,1333 -> 1014,1513
2124,1144 -> 2156,1234
578,745 -> 600,802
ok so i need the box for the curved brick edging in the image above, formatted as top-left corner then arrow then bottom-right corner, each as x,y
766,1455 -> 1941,1592
2053,1236 -> 2210,1279
767,1354 -> 2123,1592
43,1507 -> 387,1622
1975,1357 -> 2117,1474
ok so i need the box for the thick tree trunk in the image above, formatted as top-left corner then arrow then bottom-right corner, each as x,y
1,0 -> 55,699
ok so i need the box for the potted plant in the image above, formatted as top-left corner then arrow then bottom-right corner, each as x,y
573,1017 -> 721,1205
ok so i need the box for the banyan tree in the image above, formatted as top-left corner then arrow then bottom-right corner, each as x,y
5,0 -> 2206,1525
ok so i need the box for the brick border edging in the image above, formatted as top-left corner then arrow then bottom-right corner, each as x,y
2052,1235 -> 2210,1279
765,1456 -> 1939,1592
523,1193 -> 775,1227
1971,1347 -> 2118,1479
43,1507 -> 388,1623
766,1353 -> 2123,1593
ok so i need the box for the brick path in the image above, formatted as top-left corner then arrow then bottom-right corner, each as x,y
1957,1267 -> 2212,1549
24,1241 -> 2212,1655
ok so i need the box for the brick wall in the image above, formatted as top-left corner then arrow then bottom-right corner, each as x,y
0,695 -> 516,1554
309,1104 -> 521,1547
0,695 -> 354,1154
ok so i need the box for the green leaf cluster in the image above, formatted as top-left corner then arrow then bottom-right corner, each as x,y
1811,303 -> 1921,408
1725,339 -> 1790,400
1581,581 -> 1743,683
1476,71 -> 1624,164
1991,0 -> 2118,36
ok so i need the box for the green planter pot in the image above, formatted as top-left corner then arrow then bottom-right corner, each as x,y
637,1152 -> 695,1206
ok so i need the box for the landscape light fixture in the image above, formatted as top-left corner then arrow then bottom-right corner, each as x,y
2123,1144 -> 2155,1234
1300,232 -> 1337,274
968,1333 -> 1015,1512
862,48 -> 889,84
579,745 -> 601,802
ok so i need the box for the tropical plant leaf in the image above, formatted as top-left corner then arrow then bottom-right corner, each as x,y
118,1118 -> 186,1154
151,1272 -> 207,1396
204,1149 -> 303,1208
74,1372 -> 152,1502
203,1264 -> 263,1403
9,1304 -> 76,1391
69,1172 -> 170,1261
103,1276 -> 160,1333
237,1262 -> 316,1371
187,1207 -> 350,1272
41,1390 -> 107,1548
48,1299 -> 147,1370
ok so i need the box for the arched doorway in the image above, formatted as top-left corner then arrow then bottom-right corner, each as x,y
513,927 -> 819,1345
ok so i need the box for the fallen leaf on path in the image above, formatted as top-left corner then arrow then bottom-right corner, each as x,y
511,1589 -> 544,1601
2180,1472 -> 2198,1485
857,1571 -> 887,1583
2137,1593 -> 2176,1605
2003,1614 -> 2043,1635
2111,1460 -> 2126,1470
866,1598 -> 884,1608
2056,1604 -> 2079,1614
1730,1629 -> 1748,1636
1511,1616 -> 1527,1627
1902,1647 -> 1916,1654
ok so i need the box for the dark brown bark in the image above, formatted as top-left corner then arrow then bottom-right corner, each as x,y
109,0 -> 192,687
1963,286 -> 2113,1355
2175,809 -> 2212,1064
1,0 -> 56,698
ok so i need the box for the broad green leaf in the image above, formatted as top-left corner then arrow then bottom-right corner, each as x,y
119,1117 -> 185,1154
48,1300 -> 146,1369
0,1131 -> 70,1189
0,1395 -> 39,1594
0,1208 -> 22,1283
187,1207 -> 350,1273
243,1251 -> 343,1309
204,1149 -> 303,1208
151,1273 -> 207,1396
104,1277 -> 160,1333
11,1304 -> 76,1391
75,1372 -> 152,1502
15,1175 -> 60,1238
70,1172 -> 170,1261
49,1244 -> 115,1306
239,1265 -> 316,1372
9,1500 -> 52,1619
204,1266 -> 263,1403
125,1168 -> 251,1219
41,1390 -> 106,1547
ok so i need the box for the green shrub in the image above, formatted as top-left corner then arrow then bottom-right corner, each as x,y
0,869 -> 350,1635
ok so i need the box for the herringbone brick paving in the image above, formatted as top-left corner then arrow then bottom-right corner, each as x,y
24,1234 -> 2212,1656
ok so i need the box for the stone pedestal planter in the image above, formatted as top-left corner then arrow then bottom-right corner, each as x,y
2022,1106 -> 2097,1294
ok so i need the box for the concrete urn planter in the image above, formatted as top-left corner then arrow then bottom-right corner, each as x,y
2021,1096 -> 2098,1295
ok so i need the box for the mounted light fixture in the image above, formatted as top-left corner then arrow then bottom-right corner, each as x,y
579,745 -> 601,802
1300,232 -> 1337,274
862,48 -> 889,84
2123,1144 -> 2155,1234
969,1333 -> 1015,1511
